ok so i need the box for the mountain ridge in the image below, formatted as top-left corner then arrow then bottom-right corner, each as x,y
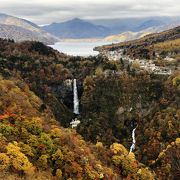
0,13 -> 59,44
43,16 -> 180,39
90,16 -> 180,32
43,18 -> 110,38
95,26 -> 180,59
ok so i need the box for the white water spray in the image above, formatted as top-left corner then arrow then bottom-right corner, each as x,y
129,126 -> 137,153
73,79 -> 79,115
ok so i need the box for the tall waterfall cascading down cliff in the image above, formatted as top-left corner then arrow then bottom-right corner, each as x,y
70,79 -> 80,128
73,79 -> 79,114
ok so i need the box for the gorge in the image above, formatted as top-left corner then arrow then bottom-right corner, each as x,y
0,25 -> 179,179
0,0 -> 180,178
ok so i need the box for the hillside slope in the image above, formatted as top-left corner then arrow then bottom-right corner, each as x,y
0,35 -> 179,179
0,13 -> 58,44
103,30 -> 152,42
0,61 -> 155,179
96,26 -> 180,59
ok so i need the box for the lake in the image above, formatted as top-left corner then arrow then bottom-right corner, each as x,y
49,41 -> 112,56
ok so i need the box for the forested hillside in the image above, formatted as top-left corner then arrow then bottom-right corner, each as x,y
96,26 -> 180,59
0,26 -> 179,179
0,77 -> 157,179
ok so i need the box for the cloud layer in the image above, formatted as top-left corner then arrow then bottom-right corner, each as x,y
1,0 -> 180,24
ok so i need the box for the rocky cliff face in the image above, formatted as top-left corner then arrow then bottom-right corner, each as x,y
77,73 -> 165,145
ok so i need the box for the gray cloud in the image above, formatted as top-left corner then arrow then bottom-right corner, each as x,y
0,0 -> 180,24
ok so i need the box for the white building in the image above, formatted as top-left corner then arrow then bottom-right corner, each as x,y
70,118 -> 81,128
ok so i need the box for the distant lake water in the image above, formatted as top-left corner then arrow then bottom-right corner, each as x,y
49,41 -> 112,56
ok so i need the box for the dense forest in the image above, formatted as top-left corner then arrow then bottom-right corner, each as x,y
0,26 -> 179,180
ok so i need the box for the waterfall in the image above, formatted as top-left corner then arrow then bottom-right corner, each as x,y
70,79 -> 80,128
73,79 -> 79,115
129,127 -> 137,153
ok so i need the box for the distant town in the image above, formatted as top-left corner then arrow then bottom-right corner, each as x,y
100,49 -> 173,75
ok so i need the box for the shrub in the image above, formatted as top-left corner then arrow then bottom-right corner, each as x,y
0,153 -> 10,170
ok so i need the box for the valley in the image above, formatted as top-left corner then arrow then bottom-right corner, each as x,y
0,0 -> 179,177
0,24 -> 179,179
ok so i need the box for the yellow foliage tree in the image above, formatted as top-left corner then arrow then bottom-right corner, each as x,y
110,143 -> 128,155
6,142 -> 33,173
0,153 -> 10,170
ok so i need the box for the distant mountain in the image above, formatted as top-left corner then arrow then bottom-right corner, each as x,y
135,19 -> 165,31
96,26 -> 180,59
0,13 -> 59,44
90,16 -> 180,34
42,17 -> 180,39
102,22 -> 180,43
103,30 -> 153,42
42,18 -> 110,39
1,14 -> 178,43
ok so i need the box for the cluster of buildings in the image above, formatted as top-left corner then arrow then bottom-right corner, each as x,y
100,49 -> 172,75
100,49 -> 124,61
137,59 -> 172,75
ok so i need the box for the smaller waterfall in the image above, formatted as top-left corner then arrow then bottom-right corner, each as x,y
129,126 -> 137,153
73,79 -> 79,115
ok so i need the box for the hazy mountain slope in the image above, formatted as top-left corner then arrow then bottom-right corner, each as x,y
98,24 -> 180,43
135,19 -> 165,31
90,16 -> 180,34
0,24 -> 57,44
0,13 -> 40,31
0,13 -> 59,44
103,30 -> 152,42
96,26 -> 180,59
43,18 -> 110,38
42,16 -> 180,39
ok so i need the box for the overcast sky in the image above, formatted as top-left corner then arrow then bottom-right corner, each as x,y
1,0 -> 180,24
